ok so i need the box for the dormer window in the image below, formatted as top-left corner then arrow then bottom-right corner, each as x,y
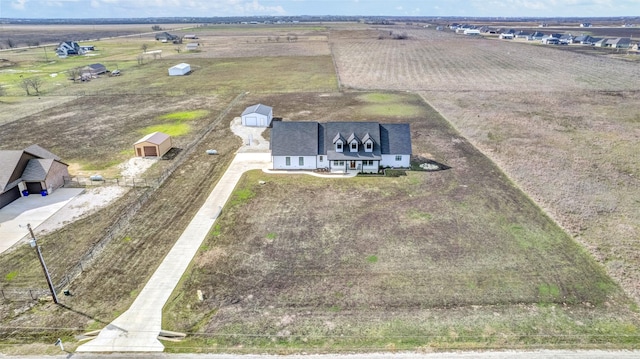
362,133 -> 374,153
333,132 -> 345,153
347,133 -> 360,153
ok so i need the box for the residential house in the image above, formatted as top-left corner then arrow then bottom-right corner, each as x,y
514,31 -> 531,39
241,104 -> 273,127
573,35 -> 598,45
56,41 -> 84,57
270,121 -> 412,173
529,31 -> 545,41
155,32 -> 178,42
580,23 -> 592,28
609,37 -> 632,48
499,33 -> 514,40
0,145 -> 69,209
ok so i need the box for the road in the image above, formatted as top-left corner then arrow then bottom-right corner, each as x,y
3,350 -> 640,359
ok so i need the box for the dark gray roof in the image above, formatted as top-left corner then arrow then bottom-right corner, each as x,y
271,121 -> 411,159
380,123 -> 412,155
323,122 -> 382,158
24,144 -> 61,161
242,103 -> 273,117
22,159 -> 53,181
270,121 -> 318,156
0,150 -> 24,192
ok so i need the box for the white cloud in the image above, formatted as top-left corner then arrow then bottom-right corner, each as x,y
11,0 -> 28,10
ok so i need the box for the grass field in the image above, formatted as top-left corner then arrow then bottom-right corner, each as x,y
0,22 -> 639,354
161,91 -> 638,352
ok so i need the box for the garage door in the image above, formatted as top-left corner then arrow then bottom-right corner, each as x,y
143,146 -> 158,157
26,182 -> 42,194
0,186 -> 21,209
245,116 -> 257,126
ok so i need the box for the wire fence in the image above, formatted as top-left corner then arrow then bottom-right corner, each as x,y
63,175 -> 159,188
0,288 -> 49,302
56,92 -> 245,290
0,91 -> 247,302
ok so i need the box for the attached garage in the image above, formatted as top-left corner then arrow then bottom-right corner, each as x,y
134,132 -> 172,158
241,103 -> 273,127
0,186 -> 20,208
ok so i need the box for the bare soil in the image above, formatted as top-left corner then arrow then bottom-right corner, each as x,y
329,26 -> 640,305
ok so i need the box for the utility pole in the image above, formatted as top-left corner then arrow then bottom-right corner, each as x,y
27,224 -> 58,304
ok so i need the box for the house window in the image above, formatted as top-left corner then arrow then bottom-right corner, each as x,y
319,155 -> 323,162
299,157 -> 304,166
351,143 -> 357,150
336,143 -> 342,151
285,157 -> 291,166
366,142 -> 372,150
395,155 -> 402,161
334,160 -> 345,166
363,160 -> 373,166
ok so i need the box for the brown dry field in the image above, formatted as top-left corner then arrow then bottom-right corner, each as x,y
330,26 -> 640,302
0,22 -> 639,353
0,23 -> 187,48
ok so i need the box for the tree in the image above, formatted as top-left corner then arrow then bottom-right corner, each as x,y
175,47 -> 182,54
19,78 -> 31,95
29,77 -> 43,95
6,38 -> 15,48
141,43 -> 148,53
67,67 -> 82,82
151,25 -> 162,31
137,55 -> 144,65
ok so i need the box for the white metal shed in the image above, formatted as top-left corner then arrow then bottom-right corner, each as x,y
168,63 -> 191,76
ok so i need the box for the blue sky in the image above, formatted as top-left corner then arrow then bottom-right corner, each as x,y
0,0 -> 638,19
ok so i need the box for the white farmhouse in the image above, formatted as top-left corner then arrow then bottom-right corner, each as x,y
270,121 -> 412,173
241,104 -> 273,127
168,63 -> 191,76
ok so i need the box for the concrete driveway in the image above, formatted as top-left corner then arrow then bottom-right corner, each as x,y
77,150 -> 271,352
0,188 -> 84,254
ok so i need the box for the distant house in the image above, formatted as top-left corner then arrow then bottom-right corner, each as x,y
529,31 -> 545,41
241,104 -> 273,127
574,35 -> 598,45
56,41 -> 84,57
580,23 -> 592,28
183,34 -> 198,39
82,63 -> 107,77
270,121 -> 412,173
514,31 -> 531,39
609,37 -> 632,48
541,37 -> 559,45
499,33 -> 514,40
185,43 -> 199,51
133,132 -> 172,157
155,32 -> 178,41
168,63 -> 191,76
464,29 -> 481,36
0,145 -> 69,209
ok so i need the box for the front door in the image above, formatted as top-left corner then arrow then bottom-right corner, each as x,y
350,160 -> 356,169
